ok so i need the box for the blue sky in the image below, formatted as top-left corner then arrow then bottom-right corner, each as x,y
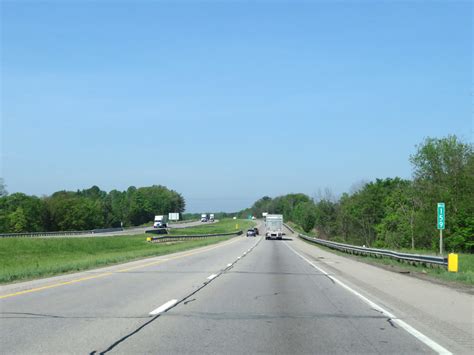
1,0 -> 472,212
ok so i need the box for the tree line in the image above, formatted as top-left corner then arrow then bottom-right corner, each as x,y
0,184 -> 185,233
240,135 -> 473,252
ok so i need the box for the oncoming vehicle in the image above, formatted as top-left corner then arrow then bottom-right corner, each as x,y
246,229 -> 256,237
153,215 -> 167,228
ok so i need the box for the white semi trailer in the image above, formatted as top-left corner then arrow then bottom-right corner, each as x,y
265,214 -> 283,240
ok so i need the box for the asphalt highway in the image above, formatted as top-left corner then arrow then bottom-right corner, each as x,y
29,219 -> 207,238
0,223 -> 463,354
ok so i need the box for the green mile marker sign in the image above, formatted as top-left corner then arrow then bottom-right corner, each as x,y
437,202 -> 445,230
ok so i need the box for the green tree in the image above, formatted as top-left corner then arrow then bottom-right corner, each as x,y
314,199 -> 338,238
375,180 -> 421,249
410,135 -> 473,251
293,202 -> 317,233
9,207 -> 28,232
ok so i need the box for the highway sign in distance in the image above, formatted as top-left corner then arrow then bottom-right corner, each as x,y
169,212 -> 180,221
437,203 -> 445,230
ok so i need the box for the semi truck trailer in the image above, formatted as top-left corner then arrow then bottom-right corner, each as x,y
265,214 -> 283,240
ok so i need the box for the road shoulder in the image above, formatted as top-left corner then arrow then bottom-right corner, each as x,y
290,235 -> 473,355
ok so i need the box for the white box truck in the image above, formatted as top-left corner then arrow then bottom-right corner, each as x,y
265,214 -> 283,240
209,213 -> 215,222
201,213 -> 208,222
153,215 -> 167,228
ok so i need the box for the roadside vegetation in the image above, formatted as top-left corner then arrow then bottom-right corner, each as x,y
241,135 -> 473,284
241,135 -> 473,253
0,184 -> 185,233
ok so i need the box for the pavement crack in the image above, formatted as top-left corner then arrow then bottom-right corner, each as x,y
0,312 -> 149,320
254,292 -> 280,300
184,298 -> 196,305
387,318 -> 397,328
91,236 -> 262,354
371,308 -> 397,328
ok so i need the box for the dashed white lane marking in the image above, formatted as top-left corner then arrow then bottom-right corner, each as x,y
284,243 -> 452,355
207,274 -> 218,280
149,299 -> 178,316
226,263 -> 232,267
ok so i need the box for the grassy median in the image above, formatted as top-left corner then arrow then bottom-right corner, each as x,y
169,218 -> 256,235
0,219 -> 254,284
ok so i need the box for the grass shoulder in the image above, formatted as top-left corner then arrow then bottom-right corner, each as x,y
287,221 -> 474,287
0,234 -> 231,284
299,236 -> 474,288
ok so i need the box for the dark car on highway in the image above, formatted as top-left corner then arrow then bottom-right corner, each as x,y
246,229 -> 256,237
253,227 -> 259,235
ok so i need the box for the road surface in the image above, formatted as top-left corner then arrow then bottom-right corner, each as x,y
5,219 -> 208,238
1,223 -> 470,354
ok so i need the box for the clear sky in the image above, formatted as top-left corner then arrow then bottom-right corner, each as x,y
1,0 -> 472,212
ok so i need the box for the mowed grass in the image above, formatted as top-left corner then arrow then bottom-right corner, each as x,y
169,218 -> 256,235
0,218 -> 256,284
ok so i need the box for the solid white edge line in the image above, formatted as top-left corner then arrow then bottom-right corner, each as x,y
284,243 -> 452,355
149,299 -> 178,316
207,274 -> 218,280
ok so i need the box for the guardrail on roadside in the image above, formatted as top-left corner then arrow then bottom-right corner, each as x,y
0,230 -> 95,238
0,227 -> 125,238
283,223 -> 447,267
146,230 -> 243,243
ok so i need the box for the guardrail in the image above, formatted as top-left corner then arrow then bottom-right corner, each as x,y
0,227 -> 125,238
0,230 -> 95,238
283,223 -> 447,267
0,221 -> 209,238
146,230 -> 243,243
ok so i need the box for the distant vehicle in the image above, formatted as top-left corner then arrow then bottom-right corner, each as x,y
232,216 -> 237,220
265,214 -> 283,240
201,213 -> 208,222
253,227 -> 259,235
153,215 -> 167,228
246,229 -> 256,237
209,213 -> 215,222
